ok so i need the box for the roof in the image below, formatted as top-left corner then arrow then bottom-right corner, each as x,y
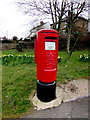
30,22 -> 46,32
50,16 -> 88,26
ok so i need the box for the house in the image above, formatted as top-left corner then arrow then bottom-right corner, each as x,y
29,21 -> 50,38
88,18 -> 90,32
50,16 -> 88,34
29,17 -> 88,38
88,9 -> 90,32
75,17 -> 88,33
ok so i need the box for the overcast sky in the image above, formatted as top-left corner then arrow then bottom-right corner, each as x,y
0,0 -> 31,39
0,0 -> 89,39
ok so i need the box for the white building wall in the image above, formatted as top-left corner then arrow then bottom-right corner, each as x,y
30,22 -> 50,37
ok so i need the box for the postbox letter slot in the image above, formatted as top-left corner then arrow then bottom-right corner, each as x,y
45,36 -> 58,39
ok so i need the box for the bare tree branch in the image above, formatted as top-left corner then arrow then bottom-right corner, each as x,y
66,0 -> 89,53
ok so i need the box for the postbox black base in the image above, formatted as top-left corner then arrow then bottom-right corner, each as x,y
37,80 -> 56,102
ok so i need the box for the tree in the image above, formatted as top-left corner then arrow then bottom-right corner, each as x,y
17,0 -> 68,31
49,0 -> 68,31
12,36 -> 18,42
65,0 -> 88,53
18,0 -> 89,53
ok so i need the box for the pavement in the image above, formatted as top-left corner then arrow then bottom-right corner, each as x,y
22,78 -> 89,119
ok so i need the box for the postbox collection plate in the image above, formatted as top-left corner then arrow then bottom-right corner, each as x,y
45,42 -> 56,50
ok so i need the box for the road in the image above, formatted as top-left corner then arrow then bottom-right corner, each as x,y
22,96 -> 90,119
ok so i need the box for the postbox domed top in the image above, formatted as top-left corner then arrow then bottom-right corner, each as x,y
37,29 -> 58,34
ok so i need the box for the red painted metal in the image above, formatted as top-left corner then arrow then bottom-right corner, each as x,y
34,29 -> 59,83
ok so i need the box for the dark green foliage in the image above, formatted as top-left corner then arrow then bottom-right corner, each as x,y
79,54 -> 90,62
0,40 -> 12,43
16,42 -> 23,52
2,55 -> 34,66
58,56 -> 62,62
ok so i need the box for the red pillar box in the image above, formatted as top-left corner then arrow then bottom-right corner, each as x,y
34,29 -> 59,102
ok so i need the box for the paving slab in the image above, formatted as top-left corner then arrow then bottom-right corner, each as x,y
61,78 -> 88,102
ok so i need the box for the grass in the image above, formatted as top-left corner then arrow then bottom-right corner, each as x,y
57,50 -> 89,83
2,64 -> 36,118
2,49 -> 89,118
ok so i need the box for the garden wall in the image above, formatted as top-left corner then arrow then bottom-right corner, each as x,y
0,42 -> 34,50
0,43 -> 16,50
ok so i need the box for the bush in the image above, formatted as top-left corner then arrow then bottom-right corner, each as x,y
16,42 -> 23,52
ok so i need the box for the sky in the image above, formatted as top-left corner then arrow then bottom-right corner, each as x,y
0,0 -> 31,39
0,0 -> 89,39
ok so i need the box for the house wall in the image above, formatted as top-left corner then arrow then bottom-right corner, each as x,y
30,22 -> 50,37
88,19 -> 90,32
60,22 -> 66,30
75,19 -> 88,32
